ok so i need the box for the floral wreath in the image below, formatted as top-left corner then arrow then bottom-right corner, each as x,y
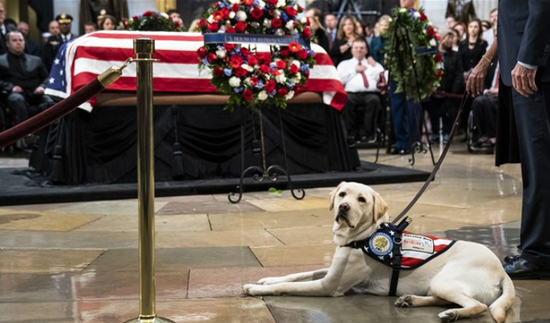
119,10 -> 185,31
384,7 -> 442,102
197,0 -> 316,110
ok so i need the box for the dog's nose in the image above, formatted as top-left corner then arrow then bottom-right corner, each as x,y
339,203 -> 350,211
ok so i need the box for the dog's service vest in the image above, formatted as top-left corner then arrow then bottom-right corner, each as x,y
345,219 -> 456,296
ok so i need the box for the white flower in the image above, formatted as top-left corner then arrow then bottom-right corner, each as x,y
229,0 -> 240,4
229,11 -> 236,19
414,11 -> 421,18
207,15 -> 214,23
242,63 -> 254,72
237,10 -> 247,21
429,39 -> 436,47
286,21 -> 295,30
258,91 -> 268,101
275,73 -> 287,84
291,59 -> 300,68
229,76 -> 241,87
216,49 -> 226,58
263,19 -> 272,28
160,12 -> 169,19
275,28 -> 285,36
399,8 -> 407,13
292,75 -> 301,83
258,0 -> 266,9
285,90 -> 295,100
276,0 -> 286,8
274,9 -> 281,18
251,22 -> 260,29
301,17 -> 308,24
244,77 -> 251,85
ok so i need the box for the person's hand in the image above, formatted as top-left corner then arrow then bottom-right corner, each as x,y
485,88 -> 498,96
512,63 -> 538,97
355,64 -> 366,73
367,56 -> 376,67
34,86 -> 45,95
466,62 -> 490,97
12,85 -> 23,93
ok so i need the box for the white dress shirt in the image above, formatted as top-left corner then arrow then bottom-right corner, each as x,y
337,57 -> 385,93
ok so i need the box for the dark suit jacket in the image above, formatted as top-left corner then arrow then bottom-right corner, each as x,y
498,0 -> 550,86
0,53 -> 50,93
439,49 -> 464,94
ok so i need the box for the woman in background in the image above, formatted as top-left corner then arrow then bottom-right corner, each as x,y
369,15 -> 391,67
98,14 -> 117,30
329,16 -> 360,66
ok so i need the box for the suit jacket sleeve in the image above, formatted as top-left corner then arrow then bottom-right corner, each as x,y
451,53 -> 464,94
518,0 -> 550,68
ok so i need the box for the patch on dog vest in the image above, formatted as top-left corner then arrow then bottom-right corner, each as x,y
346,223 -> 456,269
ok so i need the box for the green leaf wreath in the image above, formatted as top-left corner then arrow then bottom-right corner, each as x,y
385,7 -> 442,102
118,10 -> 185,31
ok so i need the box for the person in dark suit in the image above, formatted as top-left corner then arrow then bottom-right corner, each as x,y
43,14 -> 76,72
0,31 -> 53,127
466,0 -> 550,279
0,2 -> 8,55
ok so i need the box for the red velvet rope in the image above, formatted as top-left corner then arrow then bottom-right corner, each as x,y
0,79 -> 104,148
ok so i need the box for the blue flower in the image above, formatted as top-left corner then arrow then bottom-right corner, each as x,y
202,58 -> 210,66
287,81 -> 295,87
270,62 -> 277,69
224,68 -> 233,76
254,80 -> 264,89
300,64 -> 310,72
234,87 -> 244,93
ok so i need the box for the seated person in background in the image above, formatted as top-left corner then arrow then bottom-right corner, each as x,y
337,38 -> 386,143
83,21 -> 98,33
305,8 -> 329,52
0,31 -> 53,127
425,31 -> 464,143
98,14 -> 117,30
471,61 -> 499,148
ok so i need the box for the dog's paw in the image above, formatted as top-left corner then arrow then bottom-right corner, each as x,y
438,310 -> 459,322
257,276 -> 284,285
395,295 -> 413,308
243,284 -> 271,296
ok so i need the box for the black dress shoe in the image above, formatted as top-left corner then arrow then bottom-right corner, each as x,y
504,254 -> 519,264
389,147 -> 410,155
504,256 -> 550,279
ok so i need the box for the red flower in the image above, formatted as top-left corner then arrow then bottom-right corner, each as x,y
289,64 -> 299,74
208,23 -> 219,32
435,70 -> 443,78
243,0 -> 253,5
266,0 -> 277,5
250,76 -> 259,86
265,80 -> 276,92
286,6 -> 297,17
427,26 -> 436,37
212,10 -> 223,21
288,42 -> 300,53
297,50 -> 308,59
207,52 -> 217,63
224,43 -> 235,51
142,11 -> 153,17
197,46 -> 207,58
434,53 -> 442,63
235,67 -> 248,77
235,21 -> 247,32
248,55 -> 258,66
260,64 -> 271,74
225,26 -> 236,33
221,8 -> 230,20
419,12 -> 427,21
230,55 -> 243,68
302,26 -> 311,38
243,89 -> 253,101
240,47 -> 250,56
280,48 -> 289,57
213,67 -> 224,77
250,7 -> 263,20
277,87 -> 289,97
175,21 -> 182,28
198,19 -> 208,28
232,4 -> 240,12
271,18 -> 282,29
276,60 -> 286,70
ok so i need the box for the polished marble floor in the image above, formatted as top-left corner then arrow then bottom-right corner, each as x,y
0,144 -> 548,323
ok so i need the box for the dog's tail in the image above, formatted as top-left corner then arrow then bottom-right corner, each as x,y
489,274 -> 515,323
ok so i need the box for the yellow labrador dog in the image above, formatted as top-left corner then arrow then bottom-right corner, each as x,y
243,182 -> 515,323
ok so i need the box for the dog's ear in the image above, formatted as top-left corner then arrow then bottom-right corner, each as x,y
329,182 -> 346,211
372,191 -> 389,222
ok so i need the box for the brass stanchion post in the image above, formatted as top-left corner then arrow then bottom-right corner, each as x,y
124,38 -> 175,323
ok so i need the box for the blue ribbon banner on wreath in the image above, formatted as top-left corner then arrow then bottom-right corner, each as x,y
415,46 -> 439,56
203,33 -> 310,47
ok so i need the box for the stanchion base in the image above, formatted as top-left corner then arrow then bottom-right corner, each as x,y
124,316 -> 176,323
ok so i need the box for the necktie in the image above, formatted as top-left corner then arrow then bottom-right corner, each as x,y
328,30 -> 333,49
358,61 -> 369,89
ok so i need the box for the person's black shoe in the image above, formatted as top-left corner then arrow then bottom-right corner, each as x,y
504,254 -> 519,264
504,256 -> 550,279
389,147 -> 409,155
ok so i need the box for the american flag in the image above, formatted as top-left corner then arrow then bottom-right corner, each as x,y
44,31 -> 347,112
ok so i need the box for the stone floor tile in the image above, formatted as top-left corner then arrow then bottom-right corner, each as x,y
51,199 -> 168,216
266,226 -> 333,246
246,196 -> 328,212
0,231 -> 138,249
0,249 -> 104,274
251,244 -> 336,267
156,199 -> 262,215
0,211 -> 101,231
156,229 -> 283,248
